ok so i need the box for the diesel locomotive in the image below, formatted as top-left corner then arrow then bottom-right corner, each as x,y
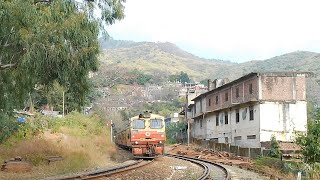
115,111 -> 166,158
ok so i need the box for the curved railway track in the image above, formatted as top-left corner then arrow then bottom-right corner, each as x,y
50,159 -> 153,180
166,153 -> 231,180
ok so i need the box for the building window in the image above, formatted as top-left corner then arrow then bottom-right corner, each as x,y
224,112 -> 228,124
249,106 -> 254,120
225,137 -> 228,143
247,135 -> 256,139
200,120 -> 202,128
216,114 -> 219,126
225,92 -> 228,101
215,95 -> 219,104
249,83 -> 253,94
234,136 -> 241,141
208,99 -> 211,106
236,109 -> 240,123
236,87 -> 239,98
211,138 -> 218,143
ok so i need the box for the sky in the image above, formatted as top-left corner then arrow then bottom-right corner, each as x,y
107,0 -> 320,63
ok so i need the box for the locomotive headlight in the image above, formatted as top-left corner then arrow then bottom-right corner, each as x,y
134,141 -> 138,144
161,135 -> 164,137
132,130 -> 138,134
159,141 -> 162,144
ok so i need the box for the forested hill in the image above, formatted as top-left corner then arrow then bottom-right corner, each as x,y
98,39 -> 320,103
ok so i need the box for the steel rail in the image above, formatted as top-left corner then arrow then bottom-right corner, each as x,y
166,153 -> 231,180
166,154 -> 210,180
49,159 -> 153,180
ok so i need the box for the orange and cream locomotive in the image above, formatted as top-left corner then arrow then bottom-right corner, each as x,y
115,111 -> 166,158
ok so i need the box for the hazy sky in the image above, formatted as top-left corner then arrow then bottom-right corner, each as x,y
107,0 -> 320,63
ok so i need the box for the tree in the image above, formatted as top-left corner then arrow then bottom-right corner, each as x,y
0,0 -> 125,112
296,109 -> 320,164
168,71 -> 191,84
269,135 -> 281,158
179,71 -> 190,84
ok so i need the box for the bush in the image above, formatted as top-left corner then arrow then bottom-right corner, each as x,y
166,122 -> 186,144
296,109 -> 320,164
269,135 -> 281,158
0,113 -> 19,143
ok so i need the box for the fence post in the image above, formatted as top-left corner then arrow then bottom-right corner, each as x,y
237,145 -> 240,156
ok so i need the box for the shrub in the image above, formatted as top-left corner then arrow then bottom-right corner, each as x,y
0,113 -> 19,143
296,109 -> 320,164
269,135 -> 281,158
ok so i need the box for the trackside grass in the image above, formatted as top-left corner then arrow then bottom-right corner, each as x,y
0,112 -> 118,179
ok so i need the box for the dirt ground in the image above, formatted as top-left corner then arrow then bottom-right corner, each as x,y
101,156 -> 203,180
167,144 -> 252,167
166,144 -> 279,180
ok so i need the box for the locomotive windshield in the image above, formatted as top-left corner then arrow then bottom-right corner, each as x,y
150,119 -> 162,129
132,119 -> 145,129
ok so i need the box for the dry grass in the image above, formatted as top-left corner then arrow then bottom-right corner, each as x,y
0,113 -> 119,179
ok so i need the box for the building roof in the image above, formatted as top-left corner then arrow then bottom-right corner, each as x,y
192,72 -> 313,101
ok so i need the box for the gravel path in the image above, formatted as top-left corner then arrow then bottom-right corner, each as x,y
223,165 -> 269,180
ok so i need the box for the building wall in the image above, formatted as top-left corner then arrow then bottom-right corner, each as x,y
261,75 -> 306,101
259,101 -> 307,142
204,103 -> 261,147
193,118 -> 207,139
191,73 -> 308,148
206,76 -> 259,112
205,112 -> 232,143
231,104 -> 261,147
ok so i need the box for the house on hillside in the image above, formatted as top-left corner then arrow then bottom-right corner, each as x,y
190,72 -> 312,148
179,82 -> 208,122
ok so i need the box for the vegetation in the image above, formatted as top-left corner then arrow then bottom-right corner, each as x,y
254,157 -> 300,179
0,114 -> 19,143
98,40 -> 320,104
269,135 -> 281,158
0,112 -> 116,179
296,109 -> 320,164
0,0 -> 125,113
165,122 -> 187,144
92,67 -> 153,87
169,71 -> 191,83
143,98 -> 185,117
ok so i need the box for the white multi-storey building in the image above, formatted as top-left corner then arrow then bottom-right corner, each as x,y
190,72 -> 311,148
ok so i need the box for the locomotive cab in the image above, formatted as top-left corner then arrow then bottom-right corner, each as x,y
130,112 -> 166,158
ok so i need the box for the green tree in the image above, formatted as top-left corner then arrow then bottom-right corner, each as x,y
296,109 -> 320,164
166,122 -> 186,144
168,71 -> 191,84
200,79 -> 209,86
179,71 -> 190,84
269,135 -> 281,158
0,0 -> 125,112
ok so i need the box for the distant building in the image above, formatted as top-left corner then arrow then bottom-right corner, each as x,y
165,112 -> 181,126
179,82 -> 207,123
189,72 -> 311,148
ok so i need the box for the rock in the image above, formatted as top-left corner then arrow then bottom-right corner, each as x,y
1,161 -> 32,172
14,156 -> 22,161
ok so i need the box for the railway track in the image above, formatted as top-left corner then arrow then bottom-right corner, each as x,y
166,153 -> 231,180
49,159 -> 153,180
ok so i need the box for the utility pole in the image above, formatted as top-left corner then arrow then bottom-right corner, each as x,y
62,91 -> 65,117
186,91 -> 190,146
110,120 -> 113,143
187,118 -> 190,146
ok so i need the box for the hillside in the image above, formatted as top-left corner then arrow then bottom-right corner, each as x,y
99,41 -> 234,80
98,40 -> 320,103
